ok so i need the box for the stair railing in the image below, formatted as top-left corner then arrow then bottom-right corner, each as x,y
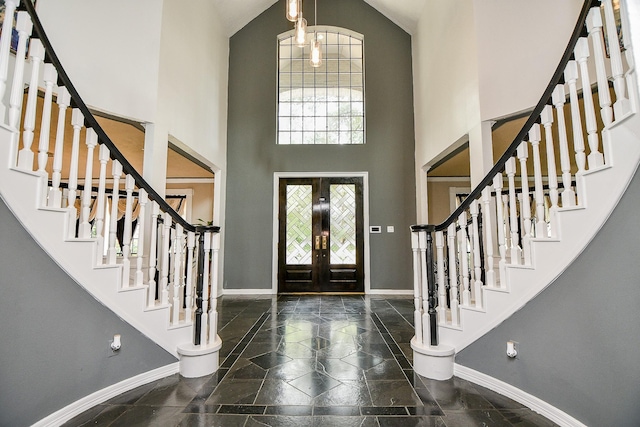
411,0 -> 636,349
0,1 -> 221,351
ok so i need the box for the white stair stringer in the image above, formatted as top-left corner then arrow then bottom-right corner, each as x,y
0,126 -> 192,358
439,112 -> 640,353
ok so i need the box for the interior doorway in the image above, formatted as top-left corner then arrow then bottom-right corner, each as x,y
277,176 -> 365,293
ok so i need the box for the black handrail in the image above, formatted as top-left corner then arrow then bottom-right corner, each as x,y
19,0 -> 219,235
411,0 -> 599,234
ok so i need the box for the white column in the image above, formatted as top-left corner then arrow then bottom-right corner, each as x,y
37,64 -> 57,174
94,145 -> 109,265
8,11 -> 32,130
48,87 -> 71,208
17,39 -> 44,171
419,231 -> 430,344
411,231 -> 423,346
79,129 -> 98,238
468,121 -> 496,187
552,85 -> 576,207
541,105 -> 559,238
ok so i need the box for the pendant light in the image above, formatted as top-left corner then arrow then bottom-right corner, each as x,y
295,14 -> 307,47
309,0 -> 322,67
286,0 -> 301,22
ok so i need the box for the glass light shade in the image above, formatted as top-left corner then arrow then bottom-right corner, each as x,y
295,16 -> 307,47
286,0 -> 301,22
310,38 -> 322,68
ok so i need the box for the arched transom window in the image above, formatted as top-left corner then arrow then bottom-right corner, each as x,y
277,26 -> 365,145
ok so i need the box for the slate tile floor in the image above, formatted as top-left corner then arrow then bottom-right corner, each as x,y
64,295 -> 558,426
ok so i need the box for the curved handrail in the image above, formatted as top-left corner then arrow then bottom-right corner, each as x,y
19,0 -> 219,235
412,0 -> 599,233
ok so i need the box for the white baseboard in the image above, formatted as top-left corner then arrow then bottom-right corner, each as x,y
32,362 -> 180,427
454,364 -> 587,427
367,289 -> 413,295
222,288 -> 275,295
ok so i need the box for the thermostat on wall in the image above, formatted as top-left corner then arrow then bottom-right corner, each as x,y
370,226 -> 382,233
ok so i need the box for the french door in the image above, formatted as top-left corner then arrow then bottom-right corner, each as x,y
278,177 -> 364,293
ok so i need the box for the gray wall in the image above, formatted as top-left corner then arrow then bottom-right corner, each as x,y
225,0 -> 416,291
456,170 -> 640,426
0,198 -> 177,427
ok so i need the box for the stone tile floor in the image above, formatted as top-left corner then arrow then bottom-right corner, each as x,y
63,295 -> 559,426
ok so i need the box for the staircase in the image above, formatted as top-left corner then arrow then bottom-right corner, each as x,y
0,1 -> 222,378
410,0 -> 640,380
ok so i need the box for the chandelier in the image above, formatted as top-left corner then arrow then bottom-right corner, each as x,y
286,0 -> 322,67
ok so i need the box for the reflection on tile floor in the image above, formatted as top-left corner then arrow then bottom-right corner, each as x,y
63,295 -> 559,427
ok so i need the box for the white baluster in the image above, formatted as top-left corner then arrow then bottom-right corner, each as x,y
160,212 -> 172,304
185,231 -> 196,320
528,124 -> 546,238
459,211 -> 470,306
135,189 -> 147,287
121,175 -> 135,288
435,230 -> 446,324
37,64 -> 57,174
8,11 -> 32,130
172,224 -> 184,326
505,157 -> 520,265
200,232 -> 212,345
78,129 -> 98,238
209,232 -> 221,343
502,194 -> 511,252
447,223 -> 459,326
493,174 -> 507,287
48,87 -> 71,208
552,84 -> 576,207
17,39 -> 44,171
94,145 -> 109,265
411,231 -> 423,345
620,0 -> 636,110
586,7 -> 614,126
107,160 -> 122,263
481,187 -> 496,288
565,61 -> 587,177
575,37 -> 605,168
147,202 -> 160,308
517,142 -> 532,265
541,105 -> 559,238
0,0 -> 19,118
602,0 -> 630,117
470,200 -> 483,308
67,109 -> 84,238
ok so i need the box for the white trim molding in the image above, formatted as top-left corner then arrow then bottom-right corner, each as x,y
32,363 -> 179,427
367,289 -> 413,295
222,288 -> 275,295
272,171 -> 371,294
455,364 -> 588,427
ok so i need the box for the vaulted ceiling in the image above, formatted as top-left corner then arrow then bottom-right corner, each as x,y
212,0 -> 426,36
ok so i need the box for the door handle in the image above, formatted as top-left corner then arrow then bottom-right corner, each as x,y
322,235 -> 327,250
315,235 -> 321,250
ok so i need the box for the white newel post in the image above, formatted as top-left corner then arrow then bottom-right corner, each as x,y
470,200 -> 483,308
147,202 -> 160,308
517,142 -> 532,266
172,224 -> 185,326
493,174 -> 507,287
79,129 -> 98,238
529,124 -> 546,238
435,231 -> 446,323
575,37 -> 605,169
94,144 -> 109,265
120,175 -> 135,288
209,232 -> 221,344
185,231 -> 196,320
552,84 -> 576,207
48,87 -> 71,208
135,189 -> 148,287
200,232 -> 212,346
541,105 -> 559,238
481,188 -> 495,288
459,212 -> 470,307
505,157 -> 520,265
447,223 -> 459,326
67,109 -> 84,238
8,11 -> 32,131
17,38 -> 44,171
37,64 -> 57,175
0,0 -> 18,121
107,161 -> 122,263
602,0 -> 631,117
419,231 -> 430,345
411,231 -> 423,346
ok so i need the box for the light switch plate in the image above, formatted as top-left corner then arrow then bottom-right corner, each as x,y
370,226 -> 381,233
